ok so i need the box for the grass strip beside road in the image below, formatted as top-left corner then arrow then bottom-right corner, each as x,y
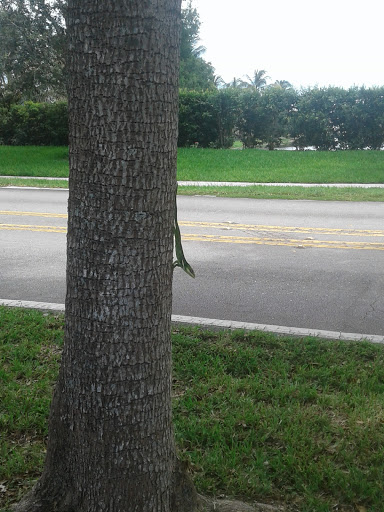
1,146 -> 384,184
1,178 -> 384,201
177,147 -> 384,184
1,307 -> 384,512
0,177 -> 68,189
0,146 -> 69,177
1,146 -> 383,201
178,185 -> 384,202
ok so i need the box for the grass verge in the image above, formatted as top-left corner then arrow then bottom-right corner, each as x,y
1,307 -> 384,511
1,178 -> 383,202
0,146 -> 69,177
178,185 -> 384,202
1,146 -> 384,184
0,178 -> 68,189
177,148 -> 384,184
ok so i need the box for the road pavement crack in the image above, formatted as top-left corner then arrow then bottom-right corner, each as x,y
364,298 -> 384,320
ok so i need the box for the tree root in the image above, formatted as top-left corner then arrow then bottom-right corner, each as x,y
11,463 -> 285,512
171,459 -> 199,512
11,489 -> 74,512
197,494 -> 286,512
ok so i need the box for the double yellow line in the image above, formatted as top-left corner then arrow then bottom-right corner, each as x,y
179,220 -> 384,250
179,220 -> 384,238
0,224 -> 66,233
181,233 -> 384,250
0,210 -> 67,218
1,211 -> 384,250
0,211 -> 67,233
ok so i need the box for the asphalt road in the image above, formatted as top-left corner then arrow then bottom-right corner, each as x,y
1,188 -> 384,335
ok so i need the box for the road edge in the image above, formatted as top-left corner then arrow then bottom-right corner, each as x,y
1,298 -> 383,345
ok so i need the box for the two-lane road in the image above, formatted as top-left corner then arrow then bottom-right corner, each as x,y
1,188 -> 383,335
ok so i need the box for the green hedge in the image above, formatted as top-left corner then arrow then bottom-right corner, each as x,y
178,88 -> 240,148
1,87 -> 383,150
0,101 -> 68,146
290,87 -> 384,150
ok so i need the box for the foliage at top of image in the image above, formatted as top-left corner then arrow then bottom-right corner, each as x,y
1,1 -> 383,152
0,0 -> 66,103
179,0 -> 216,90
0,0 -> 217,104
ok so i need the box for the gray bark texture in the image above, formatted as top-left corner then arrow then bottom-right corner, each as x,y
12,1 -> 198,511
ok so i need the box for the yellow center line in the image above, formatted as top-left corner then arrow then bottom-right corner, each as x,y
0,224 -> 66,233
181,234 -> 384,250
1,212 -> 383,238
1,212 -> 383,250
1,223 -> 383,250
0,210 -> 67,218
179,221 -> 384,237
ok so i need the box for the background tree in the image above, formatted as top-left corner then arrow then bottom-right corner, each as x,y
224,77 -> 248,89
260,86 -> 296,149
0,100 -> 68,145
289,86 -> 384,150
178,89 -> 219,146
213,74 -> 225,88
245,69 -> 270,90
273,80 -> 292,90
237,89 -> 264,147
333,87 -> 384,150
0,0 -> 66,102
0,0 -> 215,102
179,0 -> 215,89
290,87 -> 339,150
13,1 -> 197,511
178,89 -> 240,148
238,87 -> 296,149
213,88 -> 241,148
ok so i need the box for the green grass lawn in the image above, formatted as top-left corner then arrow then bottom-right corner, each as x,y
1,307 -> 384,511
177,148 -> 384,184
1,146 -> 383,184
0,146 -> 69,177
1,177 -> 383,202
0,177 -> 68,188
178,185 -> 384,202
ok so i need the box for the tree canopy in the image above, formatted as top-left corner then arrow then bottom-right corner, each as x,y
0,0 -> 66,103
179,0 -> 215,90
0,0 -> 215,102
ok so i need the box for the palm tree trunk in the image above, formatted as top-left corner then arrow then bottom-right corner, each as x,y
12,1 -> 197,511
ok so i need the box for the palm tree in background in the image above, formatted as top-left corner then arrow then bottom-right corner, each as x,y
274,79 -> 293,89
213,74 -> 225,88
225,77 -> 248,89
191,44 -> 206,57
245,69 -> 270,90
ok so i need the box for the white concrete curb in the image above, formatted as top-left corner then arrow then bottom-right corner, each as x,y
178,181 -> 384,189
1,299 -> 65,312
1,177 -> 384,188
1,299 -> 383,345
0,176 -> 69,181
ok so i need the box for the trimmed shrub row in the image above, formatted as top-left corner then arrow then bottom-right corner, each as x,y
0,101 -> 68,146
1,86 -> 384,149
180,86 -> 384,150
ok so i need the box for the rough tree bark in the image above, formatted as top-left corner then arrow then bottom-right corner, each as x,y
13,1 -> 198,511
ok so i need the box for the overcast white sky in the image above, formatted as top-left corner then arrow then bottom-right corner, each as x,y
188,0 -> 384,89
